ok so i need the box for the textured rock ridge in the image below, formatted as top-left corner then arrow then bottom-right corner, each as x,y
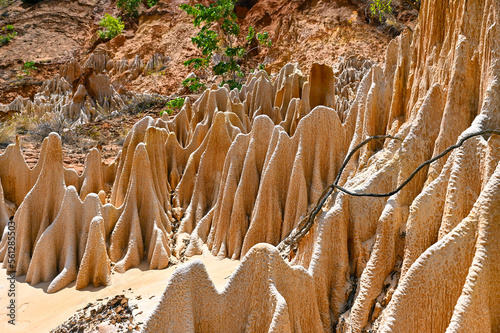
0,46 -> 173,125
143,244 -> 324,333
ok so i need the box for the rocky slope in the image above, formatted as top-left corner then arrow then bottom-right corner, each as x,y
0,0 -> 393,126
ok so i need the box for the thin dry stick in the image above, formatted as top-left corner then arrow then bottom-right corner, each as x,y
278,129 -> 500,258
277,134 -> 402,256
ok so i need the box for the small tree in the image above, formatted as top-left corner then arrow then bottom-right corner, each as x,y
180,0 -> 271,90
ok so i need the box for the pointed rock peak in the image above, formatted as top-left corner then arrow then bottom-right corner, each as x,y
251,115 -> 275,136
76,216 -> 111,290
42,133 -> 64,167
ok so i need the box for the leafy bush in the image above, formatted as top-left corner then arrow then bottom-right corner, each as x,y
116,0 -> 157,16
117,0 -> 141,16
180,0 -> 272,91
22,61 -> 37,75
147,0 -> 158,7
161,97 -> 185,116
97,14 -> 125,40
182,76 -> 206,93
369,0 -> 393,21
0,25 -> 17,46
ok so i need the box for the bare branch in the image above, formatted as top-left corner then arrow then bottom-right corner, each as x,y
278,129 -> 500,258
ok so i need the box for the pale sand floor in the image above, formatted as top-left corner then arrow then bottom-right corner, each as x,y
0,247 -> 240,332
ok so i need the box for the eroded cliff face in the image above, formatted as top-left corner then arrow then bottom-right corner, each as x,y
0,0 -> 499,332
0,0 -> 391,124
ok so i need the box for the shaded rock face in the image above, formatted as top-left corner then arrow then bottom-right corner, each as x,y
0,0 -> 499,333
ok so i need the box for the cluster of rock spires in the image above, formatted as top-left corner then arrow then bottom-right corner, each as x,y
0,43 -> 171,125
0,54 -> 368,291
0,0 -> 499,331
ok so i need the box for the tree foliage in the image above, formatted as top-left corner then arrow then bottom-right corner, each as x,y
369,0 -> 393,21
181,0 -> 272,90
182,76 -> 206,93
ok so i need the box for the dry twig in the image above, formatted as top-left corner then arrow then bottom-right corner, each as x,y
278,129 -> 500,258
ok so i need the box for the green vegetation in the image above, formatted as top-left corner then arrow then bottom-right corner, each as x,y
97,14 -> 125,40
22,61 -> 37,75
0,25 -> 17,46
117,0 -> 141,16
147,0 -> 158,7
161,97 -> 185,116
116,0 -> 157,16
369,0 -> 393,21
182,76 -> 206,93
0,0 -> 13,9
369,0 -> 420,22
180,0 -> 272,91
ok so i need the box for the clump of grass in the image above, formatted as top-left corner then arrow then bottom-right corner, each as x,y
28,114 -> 77,145
0,122 -> 16,148
10,113 -> 37,133
0,112 -> 39,147
122,93 -> 168,115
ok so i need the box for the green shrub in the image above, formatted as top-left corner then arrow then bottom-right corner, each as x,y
147,0 -> 158,8
181,0 -> 272,91
161,97 -> 185,116
97,14 -> 125,40
117,0 -> 141,16
22,61 -> 37,74
182,76 -> 206,93
0,25 -> 17,46
369,0 -> 393,21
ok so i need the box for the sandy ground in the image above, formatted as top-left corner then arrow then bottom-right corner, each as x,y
0,246 -> 240,332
